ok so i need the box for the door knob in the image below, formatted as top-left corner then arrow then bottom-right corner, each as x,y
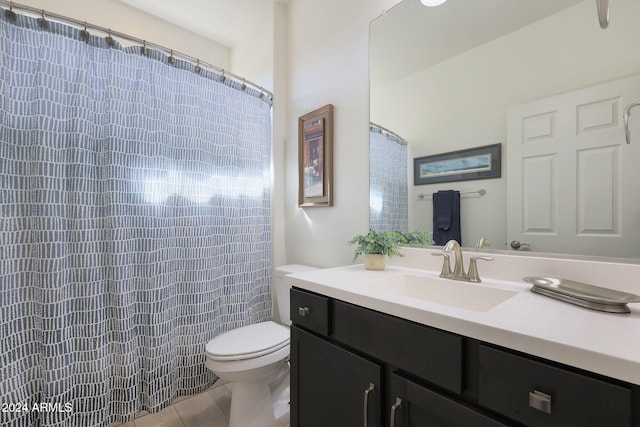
510,240 -> 530,250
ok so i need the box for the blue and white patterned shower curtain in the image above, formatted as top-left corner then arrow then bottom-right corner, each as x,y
0,11 -> 272,427
369,124 -> 408,232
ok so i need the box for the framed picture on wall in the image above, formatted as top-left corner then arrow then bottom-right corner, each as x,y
413,143 -> 502,185
298,104 -> 334,207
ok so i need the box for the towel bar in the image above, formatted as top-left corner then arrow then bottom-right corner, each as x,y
417,189 -> 486,199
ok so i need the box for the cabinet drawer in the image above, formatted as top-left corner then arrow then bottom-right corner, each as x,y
479,345 -> 632,427
333,300 -> 463,394
290,288 -> 330,336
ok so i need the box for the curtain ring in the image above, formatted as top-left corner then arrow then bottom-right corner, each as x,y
5,2 -> 17,21
194,59 -> 202,74
168,49 -> 175,64
141,40 -> 149,56
105,29 -> 115,47
220,70 -> 226,83
80,22 -> 90,41
241,79 -> 247,91
37,9 -> 48,28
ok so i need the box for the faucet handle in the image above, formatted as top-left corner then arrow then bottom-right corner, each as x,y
467,256 -> 494,283
431,252 -> 452,278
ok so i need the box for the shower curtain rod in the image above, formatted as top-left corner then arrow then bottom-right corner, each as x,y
0,0 -> 273,101
370,122 -> 407,144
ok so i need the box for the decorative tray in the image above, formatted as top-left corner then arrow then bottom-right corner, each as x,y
523,276 -> 640,314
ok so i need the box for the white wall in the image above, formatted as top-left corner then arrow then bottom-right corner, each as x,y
284,0 -> 399,268
229,3 -> 275,92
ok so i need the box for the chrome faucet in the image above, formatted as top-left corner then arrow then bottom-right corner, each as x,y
432,239 -> 493,283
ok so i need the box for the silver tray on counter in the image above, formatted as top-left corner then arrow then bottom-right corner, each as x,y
523,276 -> 640,314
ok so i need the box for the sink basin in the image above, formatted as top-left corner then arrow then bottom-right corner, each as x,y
363,274 -> 518,312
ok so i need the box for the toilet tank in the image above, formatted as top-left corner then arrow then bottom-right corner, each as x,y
274,264 -> 317,325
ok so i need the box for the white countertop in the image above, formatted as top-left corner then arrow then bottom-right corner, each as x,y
286,264 -> 640,386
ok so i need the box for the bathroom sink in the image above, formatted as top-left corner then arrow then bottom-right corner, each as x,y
362,274 -> 519,312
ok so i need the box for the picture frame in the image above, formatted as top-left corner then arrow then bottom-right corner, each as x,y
413,143 -> 501,185
298,104 -> 334,207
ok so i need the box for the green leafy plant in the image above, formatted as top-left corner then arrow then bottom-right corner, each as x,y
395,230 -> 433,247
348,230 -> 433,262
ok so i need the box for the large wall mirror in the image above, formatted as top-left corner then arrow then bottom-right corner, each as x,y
370,0 -> 640,260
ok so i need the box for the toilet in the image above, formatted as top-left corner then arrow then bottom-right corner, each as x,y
205,264 -> 317,427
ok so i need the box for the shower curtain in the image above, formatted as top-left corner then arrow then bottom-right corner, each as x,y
369,124 -> 408,232
0,11 -> 272,427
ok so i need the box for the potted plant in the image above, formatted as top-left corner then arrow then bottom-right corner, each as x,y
348,230 -> 432,270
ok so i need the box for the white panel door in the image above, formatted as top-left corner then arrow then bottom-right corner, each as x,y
506,74 -> 640,257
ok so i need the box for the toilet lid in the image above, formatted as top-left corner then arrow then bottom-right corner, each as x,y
205,321 -> 290,361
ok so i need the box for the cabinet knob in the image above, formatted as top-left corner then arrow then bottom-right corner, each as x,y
298,306 -> 310,316
390,397 -> 402,427
529,390 -> 552,414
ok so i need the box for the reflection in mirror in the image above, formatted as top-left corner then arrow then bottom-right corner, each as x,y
369,123 -> 408,232
370,0 -> 640,260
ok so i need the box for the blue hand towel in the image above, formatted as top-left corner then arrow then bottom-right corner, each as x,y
433,190 -> 461,246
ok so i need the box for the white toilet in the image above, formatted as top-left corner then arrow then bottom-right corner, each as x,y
205,264 -> 317,427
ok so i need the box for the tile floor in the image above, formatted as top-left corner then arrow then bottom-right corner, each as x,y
115,383 -> 289,427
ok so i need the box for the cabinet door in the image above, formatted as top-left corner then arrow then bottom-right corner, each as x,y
389,373 -> 508,427
291,326 -> 382,427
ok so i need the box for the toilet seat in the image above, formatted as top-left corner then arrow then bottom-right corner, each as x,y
206,321 -> 290,361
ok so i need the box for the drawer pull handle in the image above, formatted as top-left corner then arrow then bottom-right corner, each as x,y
390,397 -> 402,427
363,383 -> 375,427
529,390 -> 552,414
298,306 -> 310,316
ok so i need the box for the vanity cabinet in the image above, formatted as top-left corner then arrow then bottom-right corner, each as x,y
290,287 -> 639,427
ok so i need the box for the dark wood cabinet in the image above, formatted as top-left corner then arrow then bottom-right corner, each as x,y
290,287 -> 639,427
290,326 -> 382,427
290,287 -> 330,336
333,300 -> 463,394
389,373 -> 508,427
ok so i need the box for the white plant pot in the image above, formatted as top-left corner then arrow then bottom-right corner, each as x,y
364,254 -> 386,270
